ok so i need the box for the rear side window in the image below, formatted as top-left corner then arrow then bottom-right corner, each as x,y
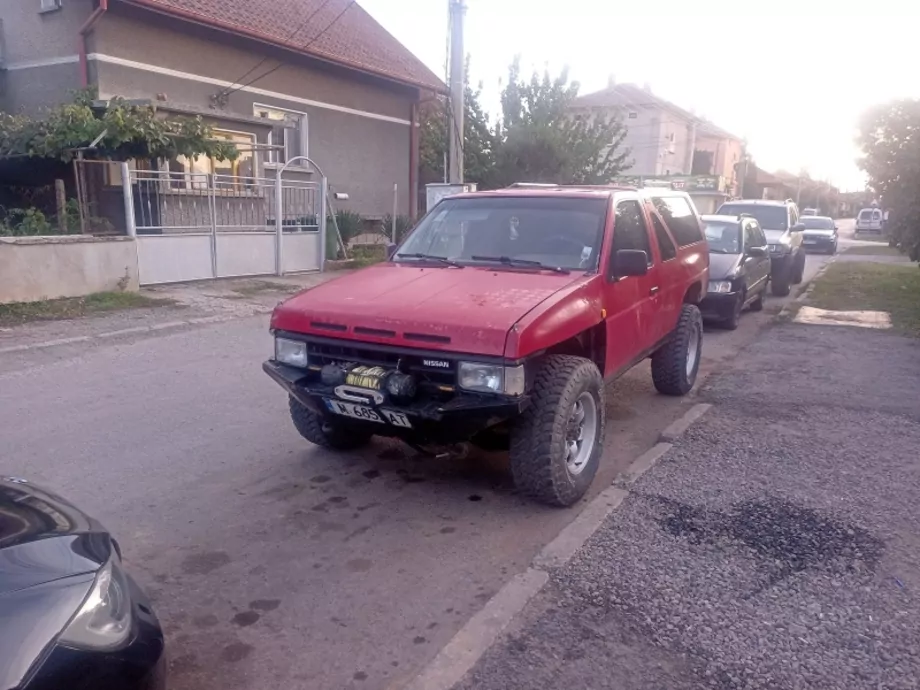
652,196 -> 704,247
612,200 -> 653,264
650,213 -> 677,261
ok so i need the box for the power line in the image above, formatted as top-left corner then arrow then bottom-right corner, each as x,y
220,0 -> 353,99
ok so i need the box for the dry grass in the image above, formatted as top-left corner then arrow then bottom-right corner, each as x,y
0,292 -> 176,327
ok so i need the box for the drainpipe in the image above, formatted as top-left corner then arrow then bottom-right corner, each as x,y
409,101 -> 419,219
78,0 -> 108,88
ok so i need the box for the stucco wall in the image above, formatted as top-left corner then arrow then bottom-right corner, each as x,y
87,7 -> 415,217
0,236 -> 140,304
0,0 -> 90,113
695,133 -> 743,194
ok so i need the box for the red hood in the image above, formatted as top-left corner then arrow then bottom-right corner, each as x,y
271,264 -> 585,356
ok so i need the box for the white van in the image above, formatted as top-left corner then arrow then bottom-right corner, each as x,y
855,207 -> 883,236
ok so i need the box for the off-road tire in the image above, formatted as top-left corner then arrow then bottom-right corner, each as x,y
749,287 -> 765,312
652,304 -> 703,396
289,396 -> 373,451
509,355 -> 605,507
792,251 -> 806,284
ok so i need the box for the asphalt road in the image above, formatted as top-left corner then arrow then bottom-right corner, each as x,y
0,239 -> 834,690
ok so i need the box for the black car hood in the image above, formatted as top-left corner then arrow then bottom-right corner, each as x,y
708,253 -> 743,280
0,478 -> 111,593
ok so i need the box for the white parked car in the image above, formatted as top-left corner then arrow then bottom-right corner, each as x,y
855,207 -> 883,236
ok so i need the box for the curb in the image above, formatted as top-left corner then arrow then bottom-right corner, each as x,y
399,402 -> 713,690
778,254 -> 839,319
0,311 -> 269,356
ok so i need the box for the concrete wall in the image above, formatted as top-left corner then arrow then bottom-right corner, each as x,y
0,0 -> 90,113
0,235 -> 139,304
87,6 -> 415,218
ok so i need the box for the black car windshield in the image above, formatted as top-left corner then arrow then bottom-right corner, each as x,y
802,217 -> 835,230
703,221 -> 741,254
395,196 -> 608,271
718,204 -> 788,231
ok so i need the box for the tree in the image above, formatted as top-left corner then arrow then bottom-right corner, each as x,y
858,99 -> 920,260
0,89 -> 238,163
491,59 -> 630,188
419,63 -> 496,189
419,58 -> 630,193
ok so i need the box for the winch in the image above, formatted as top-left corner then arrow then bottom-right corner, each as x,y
320,363 -> 417,403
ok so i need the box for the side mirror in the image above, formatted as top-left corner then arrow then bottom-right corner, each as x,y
747,246 -> 768,257
386,243 -> 397,260
611,249 -> 649,279
791,222 -> 806,233
834,225 -> 839,231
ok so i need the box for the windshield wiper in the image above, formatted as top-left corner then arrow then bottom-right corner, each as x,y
395,252 -> 463,268
471,255 -> 570,274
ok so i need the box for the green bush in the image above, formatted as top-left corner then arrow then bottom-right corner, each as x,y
0,207 -> 54,236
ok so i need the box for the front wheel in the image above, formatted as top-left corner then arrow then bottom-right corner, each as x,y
652,304 -> 703,396
749,287 -> 765,312
722,291 -> 744,330
792,251 -> 806,284
289,397 -> 373,451
771,261 -> 792,296
509,355 -> 605,507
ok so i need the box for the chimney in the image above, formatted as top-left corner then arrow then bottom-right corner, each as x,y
607,74 -> 616,89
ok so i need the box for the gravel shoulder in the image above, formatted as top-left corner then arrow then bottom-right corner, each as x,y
456,320 -> 920,690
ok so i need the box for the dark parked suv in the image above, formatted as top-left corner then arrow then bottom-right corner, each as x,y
716,199 -> 806,297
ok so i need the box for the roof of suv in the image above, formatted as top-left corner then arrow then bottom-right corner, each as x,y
447,184 -> 698,201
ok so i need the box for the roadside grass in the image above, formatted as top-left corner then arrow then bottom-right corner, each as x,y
230,280 -> 294,298
843,245 -> 904,257
807,261 -> 920,336
0,292 -> 177,328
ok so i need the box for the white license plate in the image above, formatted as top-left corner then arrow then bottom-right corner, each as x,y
324,399 -> 412,428
804,240 -> 817,244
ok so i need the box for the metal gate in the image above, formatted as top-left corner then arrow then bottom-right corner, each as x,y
119,163 -> 326,285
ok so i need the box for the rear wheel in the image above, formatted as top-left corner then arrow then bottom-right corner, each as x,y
652,304 -> 703,396
509,355 -> 605,507
289,397 -> 373,450
749,286 -> 765,312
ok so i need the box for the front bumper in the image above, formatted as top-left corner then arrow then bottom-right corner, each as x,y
264,360 -> 529,441
803,235 -> 836,250
700,291 -> 741,320
28,574 -> 166,690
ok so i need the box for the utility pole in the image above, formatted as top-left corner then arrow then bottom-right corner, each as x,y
448,0 -> 466,184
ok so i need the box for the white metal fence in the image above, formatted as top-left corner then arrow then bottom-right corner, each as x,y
119,163 -> 326,285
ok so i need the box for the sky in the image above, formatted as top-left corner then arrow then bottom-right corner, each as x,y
359,0 -> 920,191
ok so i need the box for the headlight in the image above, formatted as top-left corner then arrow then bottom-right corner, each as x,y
58,556 -> 133,651
458,362 -> 525,396
275,337 -> 307,368
708,280 -> 733,294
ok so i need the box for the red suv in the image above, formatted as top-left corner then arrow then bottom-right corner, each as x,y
264,185 -> 709,506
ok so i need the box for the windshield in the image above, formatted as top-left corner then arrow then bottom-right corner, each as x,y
859,209 -> 881,221
802,217 -> 835,230
703,221 -> 741,253
717,204 -> 788,231
395,196 -> 608,271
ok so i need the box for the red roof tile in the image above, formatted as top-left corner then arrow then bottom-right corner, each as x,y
122,0 -> 446,93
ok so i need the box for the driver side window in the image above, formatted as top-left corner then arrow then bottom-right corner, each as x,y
612,200 -> 653,266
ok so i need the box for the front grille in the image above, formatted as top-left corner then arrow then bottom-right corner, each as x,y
305,339 -> 457,387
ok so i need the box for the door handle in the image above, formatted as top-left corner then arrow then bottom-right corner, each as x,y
649,286 -> 660,295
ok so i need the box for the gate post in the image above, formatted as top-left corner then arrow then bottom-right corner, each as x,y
319,176 -> 328,273
120,161 -> 137,237
207,174 -> 218,278
275,169 -> 284,276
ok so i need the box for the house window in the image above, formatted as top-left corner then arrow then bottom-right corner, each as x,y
167,129 -> 256,191
39,0 -> 62,13
254,105 -> 309,166
628,111 -> 638,119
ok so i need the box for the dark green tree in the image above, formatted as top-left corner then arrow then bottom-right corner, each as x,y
858,99 -> 920,259
491,58 -> 630,188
